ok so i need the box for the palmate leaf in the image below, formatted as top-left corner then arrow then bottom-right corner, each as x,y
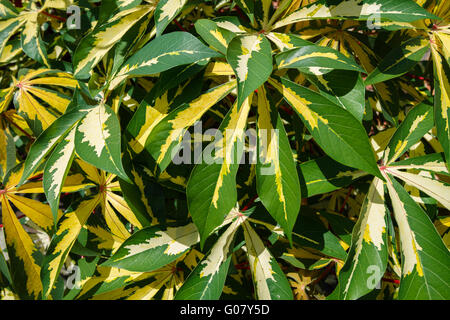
187,94 -> 252,245
174,214 -> 245,300
226,34 -> 273,108
269,77 -> 382,179
242,221 -> 293,300
271,0 -> 438,30
331,177 -> 388,300
75,102 -> 130,182
255,85 -> 301,242
385,175 -> 450,299
1,195 -> 42,300
10,69 -> 78,135
104,223 -> 200,272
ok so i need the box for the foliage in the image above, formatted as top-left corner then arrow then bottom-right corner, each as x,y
0,0 -> 449,300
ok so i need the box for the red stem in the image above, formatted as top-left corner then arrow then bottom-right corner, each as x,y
40,10 -> 67,22
241,194 -> 258,211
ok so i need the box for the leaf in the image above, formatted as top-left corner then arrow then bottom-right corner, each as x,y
269,77 -> 382,179
388,153 -> 449,176
365,37 -> 430,85
276,45 -> 364,74
75,102 -> 130,182
174,214 -> 245,300
112,31 -> 221,88
1,195 -> 42,299
431,48 -> 450,168
41,195 -> 100,299
227,34 -> 273,108
19,105 -> 90,186
43,128 -> 76,223
187,95 -> 252,244
386,168 -> 450,210
255,85 -> 301,242
20,12 -> 49,67
195,19 -> 236,55
272,0 -> 439,29
298,156 -> 366,197
383,102 -> 434,165
242,221 -> 294,300
144,80 -> 236,173
385,175 -> 450,300
73,5 -> 154,79
154,0 -> 188,36
332,177 -> 388,300
104,223 -> 200,272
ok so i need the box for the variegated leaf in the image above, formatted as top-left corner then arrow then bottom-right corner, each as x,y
75,102 -> 130,182
144,80 -> 236,173
243,221 -> 293,300
269,77 -> 382,179
385,175 -> 450,300
187,95 -> 252,244
175,213 -> 246,300
256,85 -> 301,242
43,128 -> 76,223
104,223 -> 200,272
272,0 -> 438,30
227,34 -> 272,108
331,177 -> 388,300
195,19 -> 236,55
154,0 -> 187,36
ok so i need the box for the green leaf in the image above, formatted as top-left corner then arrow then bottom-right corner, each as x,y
255,85 -> 301,242
242,221 -> 294,300
103,223 -> 200,272
365,37 -> 430,85
227,34 -> 273,108
298,156 -> 366,197
388,153 -> 449,176
269,77 -> 382,179
385,175 -> 450,300
75,102 -> 130,182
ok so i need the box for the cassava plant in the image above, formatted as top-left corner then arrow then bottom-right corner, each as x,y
0,0 -> 449,301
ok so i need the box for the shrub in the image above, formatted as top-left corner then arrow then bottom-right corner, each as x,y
0,0 -> 449,300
